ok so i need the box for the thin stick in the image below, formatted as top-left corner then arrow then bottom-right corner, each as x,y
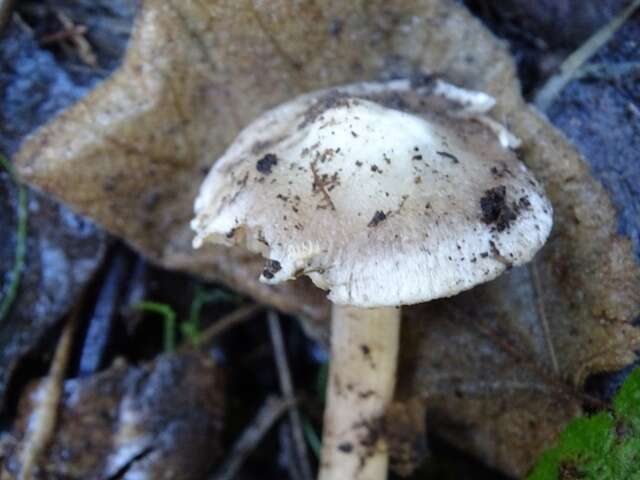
530,262 -> 559,374
534,0 -> 640,110
267,311 -> 314,480
181,304 -> 262,352
0,0 -> 15,32
210,396 -> 294,480
19,309 -> 80,479
279,422 -> 304,480
574,61 -> 640,80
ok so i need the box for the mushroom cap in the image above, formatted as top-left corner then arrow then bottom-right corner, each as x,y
192,80 -> 552,307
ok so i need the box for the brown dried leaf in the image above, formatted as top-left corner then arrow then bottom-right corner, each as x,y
12,0 -> 640,476
1,353 -> 224,479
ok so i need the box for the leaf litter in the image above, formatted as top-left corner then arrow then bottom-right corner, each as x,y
12,0 -> 640,476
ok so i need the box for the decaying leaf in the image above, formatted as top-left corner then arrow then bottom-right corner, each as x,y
0,173 -> 106,411
12,0 -> 640,476
0,11 -> 122,412
0,352 -> 224,479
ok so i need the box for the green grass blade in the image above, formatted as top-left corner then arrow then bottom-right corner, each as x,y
301,414 -> 322,459
0,154 -> 28,322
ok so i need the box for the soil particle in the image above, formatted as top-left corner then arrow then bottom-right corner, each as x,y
409,72 -> 436,89
480,185 -> 517,232
251,139 -> 276,154
298,91 -> 351,130
518,195 -> 532,209
262,259 -> 282,279
358,390 -> 376,399
490,240 -> 513,268
558,460 -> 582,480
490,164 -> 514,179
368,210 -> 387,227
328,18 -> 343,37
436,150 -> 459,164
256,153 -> 278,175
358,419 -> 382,449
257,231 -> 269,246
338,442 -> 353,453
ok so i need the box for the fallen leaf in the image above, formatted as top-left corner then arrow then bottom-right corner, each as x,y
12,0 -> 640,476
0,171 -> 106,412
0,352 -> 224,479
0,10 -> 123,412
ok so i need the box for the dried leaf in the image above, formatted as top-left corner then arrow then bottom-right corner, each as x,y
12,0 -> 640,476
0,12 -> 119,411
0,175 -> 106,410
0,353 -> 224,479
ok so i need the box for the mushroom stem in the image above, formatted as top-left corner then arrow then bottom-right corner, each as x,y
319,304 -> 401,480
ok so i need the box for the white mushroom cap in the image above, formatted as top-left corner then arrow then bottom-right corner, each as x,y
192,80 -> 552,308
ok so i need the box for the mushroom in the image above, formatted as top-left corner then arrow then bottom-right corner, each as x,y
191,79 -> 553,480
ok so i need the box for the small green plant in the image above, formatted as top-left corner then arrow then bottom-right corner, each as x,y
135,285 -> 239,352
181,286 -> 238,347
0,154 -> 28,322
528,367 -> 640,480
134,301 -> 177,352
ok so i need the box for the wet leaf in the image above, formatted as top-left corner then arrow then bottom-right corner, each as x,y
12,0 -> 640,476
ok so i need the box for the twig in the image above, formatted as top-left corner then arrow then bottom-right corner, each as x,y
267,311 -> 314,480
78,251 -> 130,376
40,21 -> 87,44
0,0 -> 15,32
38,10 -> 97,67
574,61 -> 640,80
19,308 -> 80,479
534,0 -> 640,110
530,262 -> 560,375
0,155 -> 28,323
310,160 -> 336,211
210,396 -> 295,480
279,422 -> 304,480
182,304 -> 263,351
